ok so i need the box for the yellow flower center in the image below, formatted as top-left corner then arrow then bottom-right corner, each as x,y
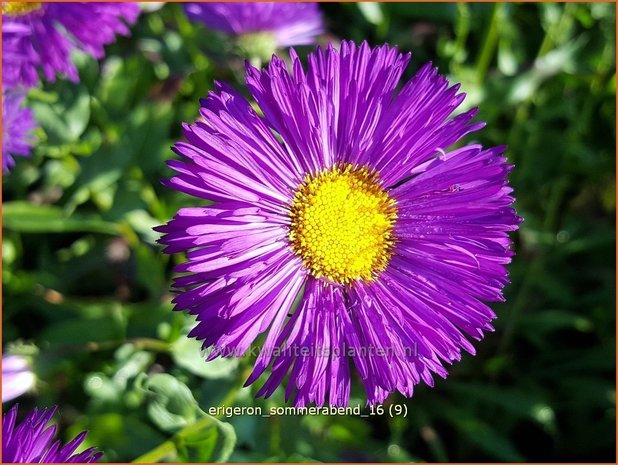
2,2 -> 42,16
289,164 -> 397,285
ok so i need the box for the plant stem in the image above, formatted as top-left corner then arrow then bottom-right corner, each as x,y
132,441 -> 177,463
474,3 -> 502,85
45,337 -> 170,356
497,4 -> 577,355
537,3 -> 575,58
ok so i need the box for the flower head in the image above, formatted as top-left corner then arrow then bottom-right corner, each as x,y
2,89 -> 38,173
2,405 -> 102,463
2,355 -> 35,403
184,2 -> 323,48
157,41 -> 520,407
2,2 -> 140,88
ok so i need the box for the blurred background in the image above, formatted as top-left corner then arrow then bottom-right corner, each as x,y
2,2 -> 616,462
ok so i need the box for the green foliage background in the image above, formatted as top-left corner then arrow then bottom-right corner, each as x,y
2,2 -> 616,462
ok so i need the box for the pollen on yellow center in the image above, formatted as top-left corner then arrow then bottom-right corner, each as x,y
288,164 -> 398,285
2,2 -> 42,16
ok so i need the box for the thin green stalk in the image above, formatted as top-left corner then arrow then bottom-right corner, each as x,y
269,406 -> 281,457
537,3 -> 576,58
496,250 -> 541,356
497,172 -> 567,355
46,337 -> 171,356
474,3 -> 503,85
452,3 -> 471,65
505,103 -> 529,165
421,426 -> 449,463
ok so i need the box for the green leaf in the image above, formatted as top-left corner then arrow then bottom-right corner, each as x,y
134,373 -> 237,463
176,417 -> 236,463
3,201 -> 121,234
41,316 -> 124,345
125,209 -> 161,244
508,37 -> 587,103
140,373 -> 199,432
439,405 -> 525,461
519,309 -> 593,333
30,83 -> 91,143
389,2 -> 457,21
357,3 -> 384,26
133,414 -> 237,463
134,242 -> 166,298
171,335 -> 238,380
68,414 -> 166,463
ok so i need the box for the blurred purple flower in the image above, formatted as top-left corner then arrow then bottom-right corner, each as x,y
184,2 -> 323,47
2,405 -> 102,463
2,355 -> 35,403
2,89 -> 38,173
2,2 -> 140,88
157,41 -> 520,407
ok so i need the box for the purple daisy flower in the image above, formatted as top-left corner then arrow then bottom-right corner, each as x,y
2,405 -> 102,463
2,89 -> 38,173
157,41 -> 520,407
2,355 -> 35,403
184,2 -> 323,48
2,2 -> 140,88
